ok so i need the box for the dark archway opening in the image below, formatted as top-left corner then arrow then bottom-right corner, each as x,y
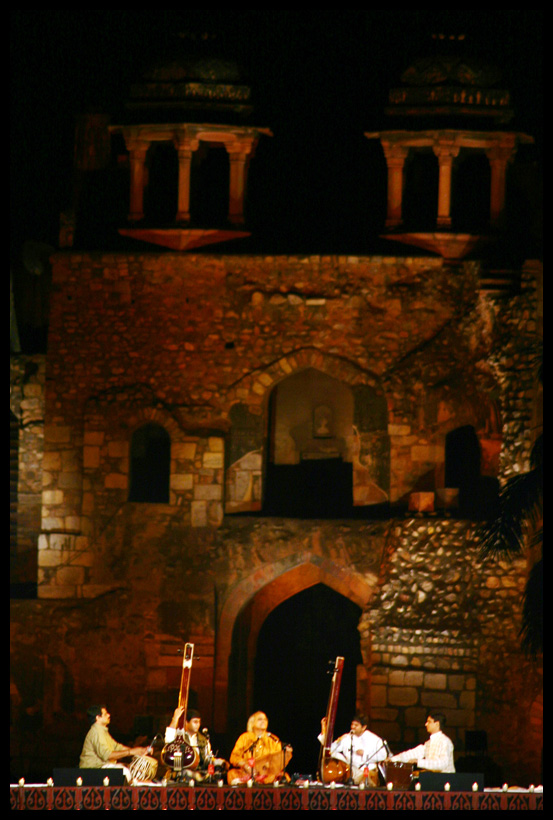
191,146 -> 229,226
451,152 -> 491,232
402,151 -> 438,231
251,584 -> 363,776
128,423 -> 171,503
144,143 -> 178,224
445,425 -> 498,519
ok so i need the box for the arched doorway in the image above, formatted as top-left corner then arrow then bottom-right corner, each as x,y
229,583 -> 363,776
264,368 -> 355,518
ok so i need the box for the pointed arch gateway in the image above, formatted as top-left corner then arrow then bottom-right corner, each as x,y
212,556 -> 376,737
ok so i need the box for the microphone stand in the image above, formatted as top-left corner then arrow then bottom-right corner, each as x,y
357,741 -> 390,787
247,738 -> 260,783
346,731 -> 356,787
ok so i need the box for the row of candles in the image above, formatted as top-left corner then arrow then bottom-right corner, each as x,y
16,777 -> 537,792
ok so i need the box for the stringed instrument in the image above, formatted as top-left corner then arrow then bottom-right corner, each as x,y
319,656 -> 349,784
161,642 -> 200,772
228,745 -> 293,785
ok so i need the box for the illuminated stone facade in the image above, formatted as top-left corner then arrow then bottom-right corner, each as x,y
10,249 -> 542,784
9,40 -> 542,787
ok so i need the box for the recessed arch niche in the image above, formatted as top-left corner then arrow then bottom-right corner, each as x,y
265,368 -> 388,518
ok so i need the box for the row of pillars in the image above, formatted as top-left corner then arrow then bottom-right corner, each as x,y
124,133 -> 260,225
379,135 -> 517,230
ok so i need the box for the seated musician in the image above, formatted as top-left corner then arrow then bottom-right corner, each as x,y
318,713 -> 387,786
79,704 -> 148,783
227,711 -> 292,784
165,707 -> 226,780
390,712 -> 455,773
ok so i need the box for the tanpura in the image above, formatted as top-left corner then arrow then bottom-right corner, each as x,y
161,642 -> 200,773
318,656 -> 350,784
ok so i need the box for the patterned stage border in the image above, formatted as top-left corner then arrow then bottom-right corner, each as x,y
9,784 -> 544,811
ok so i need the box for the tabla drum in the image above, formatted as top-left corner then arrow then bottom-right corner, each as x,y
383,761 -> 414,790
129,754 -> 158,783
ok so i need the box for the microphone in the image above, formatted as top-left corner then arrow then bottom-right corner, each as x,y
384,740 -> 392,757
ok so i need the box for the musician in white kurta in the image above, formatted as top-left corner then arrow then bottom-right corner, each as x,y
391,712 -> 455,773
318,714 -> 387,783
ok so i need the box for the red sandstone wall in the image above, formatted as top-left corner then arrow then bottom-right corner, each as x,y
10,253 -> 542,784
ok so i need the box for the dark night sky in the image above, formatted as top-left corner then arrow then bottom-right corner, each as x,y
11,10 -> 543,256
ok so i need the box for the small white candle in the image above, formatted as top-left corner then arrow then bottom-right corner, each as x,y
472,782 -> 479,792
18,778 -> 25,787
76,777 -> 83,786
502,783 -> 508,792
189,779 -> 195,788
529,785 -> 535,793
47,778 -> 54,787
415,782 -> 421,791
359,781 -> 365,790
103,777 -> 110,787
330,781 -> 336,789
444,782 -> 450,792
386,782 -> 393,791
218,779 -> 224,788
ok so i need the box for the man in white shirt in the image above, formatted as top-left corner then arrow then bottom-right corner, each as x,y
391,712 -> 455,773
318,713 -> 387,785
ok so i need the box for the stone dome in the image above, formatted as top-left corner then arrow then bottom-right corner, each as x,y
125,36 -> 253,124
386,44 -> 513,125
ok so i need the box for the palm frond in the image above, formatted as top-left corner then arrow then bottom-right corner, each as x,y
520,547 -> 543,656
478,468 -> 542,558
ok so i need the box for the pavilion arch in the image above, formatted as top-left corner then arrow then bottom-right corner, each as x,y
212,555 -> 376,733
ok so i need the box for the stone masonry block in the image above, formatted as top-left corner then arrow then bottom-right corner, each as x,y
203,452 -> 224,469
104,473 -> 127,490
107,440 -> 128,458
194,485 -> 222,501
170,474 -> 194,491
388,686 -> 419,706
207,437 -> 224,452
43,489 -> 64,505
83,446 -> 101,469
84,431 -> 105,446
172,442 -> 197,460
424,673 -> 447,689
370,685 -> 388,707
45,426 -> 72,443
421,692 -> 458,709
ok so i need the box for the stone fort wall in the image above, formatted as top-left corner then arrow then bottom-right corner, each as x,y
10,252 -> 542,783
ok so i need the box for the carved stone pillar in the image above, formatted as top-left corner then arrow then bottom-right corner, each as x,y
381,143 -> 409,228
226,140 -> 256,225
486,144 -> 515,228
433,141 -> 460,229
125,139 -> 149,222
174,137 -> 200,223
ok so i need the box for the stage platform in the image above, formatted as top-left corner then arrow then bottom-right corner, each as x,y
9,783 -> 543,811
